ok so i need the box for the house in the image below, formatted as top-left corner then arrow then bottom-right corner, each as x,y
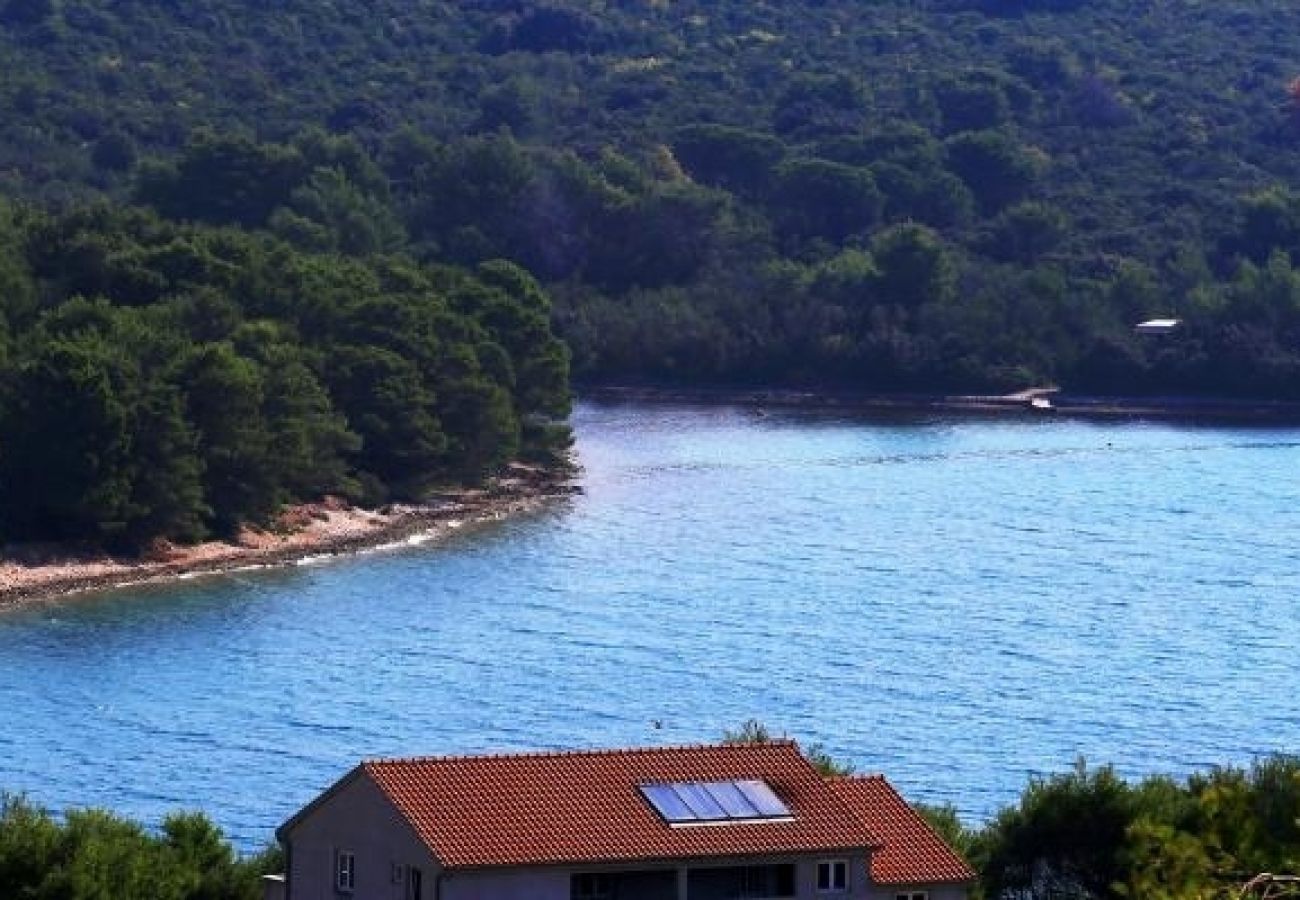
273,741 -> 975,900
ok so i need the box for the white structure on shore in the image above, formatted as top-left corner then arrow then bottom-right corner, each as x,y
1134,318 -> 1182,335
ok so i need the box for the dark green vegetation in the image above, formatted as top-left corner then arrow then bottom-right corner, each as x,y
0,193 -> 570,546
943,755 -> 1300,899
0,794 -> 280,900
727,723 -> 1300,898
4,1 -> 1300,396
10,754 -> 1297,900
5,1 -> 1300,542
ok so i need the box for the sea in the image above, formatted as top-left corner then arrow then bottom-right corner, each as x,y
1,400 -> 1297,849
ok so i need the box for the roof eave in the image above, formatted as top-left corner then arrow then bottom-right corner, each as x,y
276,764 -> 367,843
439,844 -> 878,874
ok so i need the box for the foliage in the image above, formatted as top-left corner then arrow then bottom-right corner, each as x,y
718,728 -> 1300,900
0,202 -> 571,546
979,759 -> 1137,899
0,0 -> 1298,397
3,0 -> 1300,547
721,720 -> 855,777
0,794 -> 279,900
7,753 -> 1300,900
976,756 -> 1300,899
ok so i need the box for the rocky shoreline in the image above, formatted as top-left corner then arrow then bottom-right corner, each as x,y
0,465 -> 578,610
581,384 -> 1300,422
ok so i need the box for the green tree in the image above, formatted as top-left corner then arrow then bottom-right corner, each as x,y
232,323 -> 360,501
0,328 -> 139,542
673,125 -> 786,198
768,159 -> 883,244
326,344 -> 447,497
0,795 -> 276,900
91,131 -> 138,173
980,202 -> 1069,264
471,260 -> 572,420
0,200 -> 37,332
138,130 -> 305,227
270,167 -> 405,256
870,224 -> 956,310
0,793 -> 61,895
179,342 -> 278,532
944,130 -> 1042,213
980,759 -> 1135,900
126,379 -> 210,544
933,74 -> 1013,134
720,720 -> 854,777
46,808 -> 193,900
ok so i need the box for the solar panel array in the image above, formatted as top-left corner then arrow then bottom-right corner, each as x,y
639,780 -> 793,824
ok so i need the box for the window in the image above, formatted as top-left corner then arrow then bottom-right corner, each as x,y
571,873 -> 614,900
334,850 -> 355,893
737,865 -> 767,898
817,860 -> 848,893
895,893 -> 928,900
408,866 -> 424,900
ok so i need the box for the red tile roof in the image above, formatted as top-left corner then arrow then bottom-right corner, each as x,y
828,775 -> 975,886
360,742 -> 878,869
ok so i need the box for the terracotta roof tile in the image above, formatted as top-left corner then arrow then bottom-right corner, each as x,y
828,775 -> 975,886
362,742 -> 877,869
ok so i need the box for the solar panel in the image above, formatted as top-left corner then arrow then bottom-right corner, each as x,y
673,782 -> 729,820
735,780 -> 792,817
641,784 -> 696,822
639,780 -> 792,824
702,780 -> 762,818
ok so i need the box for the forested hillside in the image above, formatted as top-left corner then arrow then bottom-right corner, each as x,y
4,0 -> 1300,395
3,0 -> 1300,539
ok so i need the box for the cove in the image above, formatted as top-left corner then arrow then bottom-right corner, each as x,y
1,400 -> 1298,849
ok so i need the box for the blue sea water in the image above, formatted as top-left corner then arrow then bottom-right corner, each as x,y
1,401 -> 1298,849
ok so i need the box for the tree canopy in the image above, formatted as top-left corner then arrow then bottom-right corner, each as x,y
5,0 -> 1300,540
0,794 -> 280,900
0,198 -> 571,546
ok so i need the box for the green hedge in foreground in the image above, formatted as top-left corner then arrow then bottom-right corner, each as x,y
925,755 -> 1300,900
0,793 -> 280,900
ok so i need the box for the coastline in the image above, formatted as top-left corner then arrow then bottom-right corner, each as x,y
580,384 -> 1300,423
8,381 -> 1296,610
0,465 -> 577,611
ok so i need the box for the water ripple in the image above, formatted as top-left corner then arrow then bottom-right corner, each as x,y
1,403 -> 1298,848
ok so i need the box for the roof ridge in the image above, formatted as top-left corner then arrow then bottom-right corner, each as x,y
364,739 -> 801,767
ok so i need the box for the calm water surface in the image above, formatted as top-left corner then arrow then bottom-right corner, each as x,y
2,402 -> 1299,848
